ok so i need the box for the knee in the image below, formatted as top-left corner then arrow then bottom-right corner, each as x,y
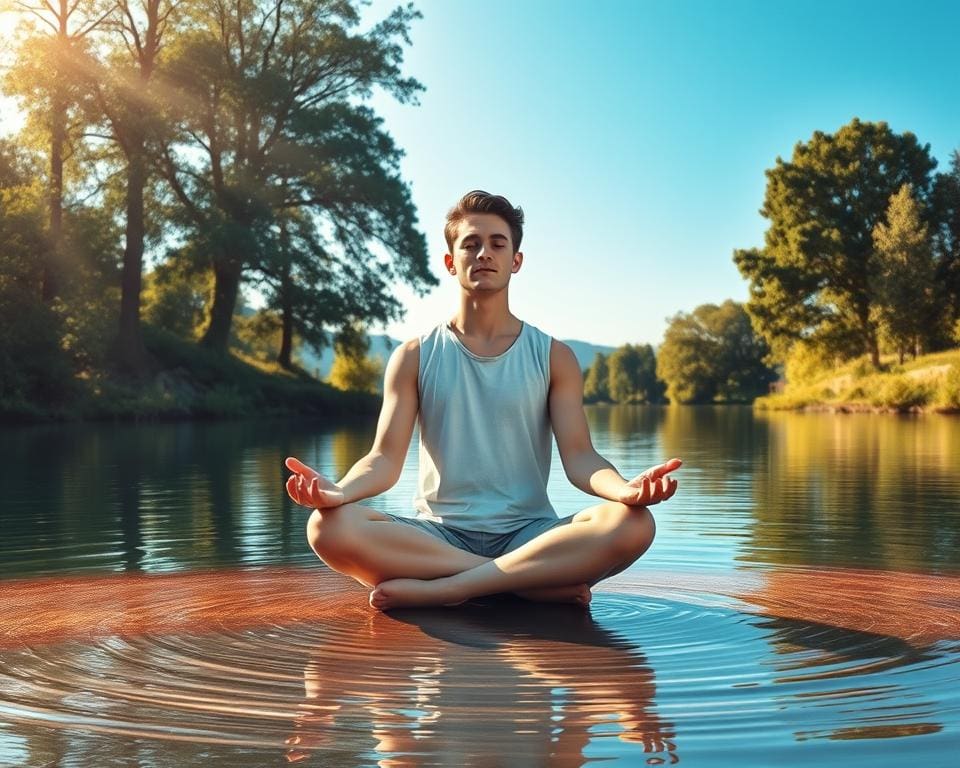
305,506 -> 362,560
600,504 -> 656,559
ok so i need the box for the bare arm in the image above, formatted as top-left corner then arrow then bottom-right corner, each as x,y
548,340 -> 680,506
286,338 -> 419,508
334,338 -> 420,503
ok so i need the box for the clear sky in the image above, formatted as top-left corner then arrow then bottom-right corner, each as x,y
2,1 -> 959,347
362,0 -> 960,346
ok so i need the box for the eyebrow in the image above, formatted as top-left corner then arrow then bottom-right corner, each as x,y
461,233 -> 509,242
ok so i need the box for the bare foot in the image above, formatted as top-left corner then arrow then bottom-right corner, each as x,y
514,583 -> 592,606
369,577 -> 465,610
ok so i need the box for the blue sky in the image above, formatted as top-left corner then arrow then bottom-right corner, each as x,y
363,0 -> 960,346
2,1 -> 959,347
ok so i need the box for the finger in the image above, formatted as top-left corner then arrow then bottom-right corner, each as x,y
663,477 -> 679,500
285,457 -> 319,479
647,478 -> 665,504
640,476 -> 651,503
309,477 -> 320,506
286,475 -> 301,505
646,457 -> 683,481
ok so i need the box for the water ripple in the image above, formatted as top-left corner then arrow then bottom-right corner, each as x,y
1,566 -> 958,766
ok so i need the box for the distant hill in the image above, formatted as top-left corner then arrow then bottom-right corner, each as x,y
297,334 -> 398,380
562,339 -> 618,372
299,334 -> 617,380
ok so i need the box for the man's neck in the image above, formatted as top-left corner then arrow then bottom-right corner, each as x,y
449,292 -> 519,340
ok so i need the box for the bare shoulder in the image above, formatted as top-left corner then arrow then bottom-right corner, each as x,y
549,338 -> 583,383
384,337 -> 421,388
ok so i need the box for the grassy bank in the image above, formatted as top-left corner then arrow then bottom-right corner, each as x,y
1,326 -> 378,424
756,349 -> 960,413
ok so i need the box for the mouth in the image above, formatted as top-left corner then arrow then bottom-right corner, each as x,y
474,269 -> 496,275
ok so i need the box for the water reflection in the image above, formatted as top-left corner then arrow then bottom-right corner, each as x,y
747,412 -> 960,571
3,408 -> 959,578
286,600 -> 676,767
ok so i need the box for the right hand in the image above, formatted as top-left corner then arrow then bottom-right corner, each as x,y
285,457 -> 345,510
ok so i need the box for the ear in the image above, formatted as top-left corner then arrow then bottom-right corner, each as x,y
444,253 -> 456,274
511,251 -> 523,273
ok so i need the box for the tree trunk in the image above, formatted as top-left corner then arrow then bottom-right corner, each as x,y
115,146 -> 148,374
277,270 -> 294,371
201,256 -> 242,352
43,82 -> 66,302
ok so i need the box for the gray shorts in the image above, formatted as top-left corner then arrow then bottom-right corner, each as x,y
384,514 -> 575,558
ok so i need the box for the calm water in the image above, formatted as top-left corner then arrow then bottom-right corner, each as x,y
1,406 -> 958,766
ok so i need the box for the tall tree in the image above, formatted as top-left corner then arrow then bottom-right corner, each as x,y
607,343 -> 661,403
931,150 -> 960,338
656,300 -> 776,404
871,184 -> 936,362
90,0 -> 180,374
5,0 -> 111,301
155,0 -> 434,353
734,119 -> 937,367
583,352 -> 610,403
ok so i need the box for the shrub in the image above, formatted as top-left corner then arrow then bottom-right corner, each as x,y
870,375 -> 933,410
935,365 -> 960,410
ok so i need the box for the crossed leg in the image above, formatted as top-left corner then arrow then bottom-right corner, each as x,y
368,501 -> 655,610
304,501 -> 655,611
305,504 -> 593,605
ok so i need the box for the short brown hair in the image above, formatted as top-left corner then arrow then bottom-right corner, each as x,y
444,190 -> 524,253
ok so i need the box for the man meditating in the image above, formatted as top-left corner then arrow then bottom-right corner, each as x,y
285,190 -> 681,610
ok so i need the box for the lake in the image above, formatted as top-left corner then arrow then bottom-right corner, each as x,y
1,406 -> 958,766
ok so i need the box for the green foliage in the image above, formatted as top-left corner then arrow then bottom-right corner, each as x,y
142,258 -> 213,339
232,309 -> 285,365
607,344 -> 663,403
657,300 -> 777,404
870,375 -> 934,410
870,185 -> 937,360
583,353 -> 610,403
734,118 -> 938,366
784,342 -> 833,385
327,337 -> 385,395
935,365 -> 960,410
155,0 -> 435,352
0,285 -> 76,410
931,151 -> 960,343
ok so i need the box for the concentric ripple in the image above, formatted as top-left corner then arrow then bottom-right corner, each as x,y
1,566 -> 958,767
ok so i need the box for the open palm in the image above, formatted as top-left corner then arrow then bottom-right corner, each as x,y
619,458 -> 682,507
285,457 -> 345,509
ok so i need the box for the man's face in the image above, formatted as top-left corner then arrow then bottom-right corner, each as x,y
444,213 -> 523,292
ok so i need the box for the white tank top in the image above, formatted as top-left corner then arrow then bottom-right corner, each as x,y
413,320 -> 556,532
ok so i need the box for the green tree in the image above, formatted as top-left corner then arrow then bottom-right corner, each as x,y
88,0 -> 181,374
657,300 -> 776,404
931,150 -> 960,341
328,342 -> 384,394
582,352 -> 610,403
0,140 -> 74,409
3,0 -> 111,301
871,184 -> 936,362
155,0 -> 434,353
142,255 -> 213,339
734,119 -> 938,367
607,343 -> 662,403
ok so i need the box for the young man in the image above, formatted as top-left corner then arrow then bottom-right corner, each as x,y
286,191 -> 681,610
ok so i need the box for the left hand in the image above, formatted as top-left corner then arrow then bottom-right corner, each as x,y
618,458 -> 682,506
